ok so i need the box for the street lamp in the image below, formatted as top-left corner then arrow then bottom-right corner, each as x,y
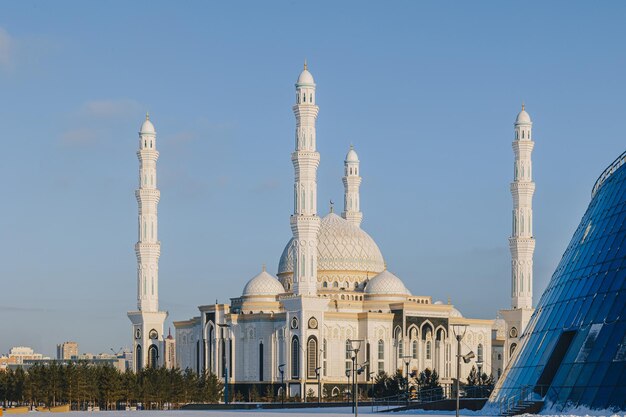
452,324 -> 469,417
355,361 -> 369,417
278,364 -> 285,405
401,355 -> 412,405
347,339 -> 364,417
216,323 -> 231,404
315,366 -> 322,405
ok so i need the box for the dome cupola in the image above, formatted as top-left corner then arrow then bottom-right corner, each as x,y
140,113 -> 156,134
345,145 -> 359,162
296,60 -> 315,86
515,104 -> 532,125
242,267 -> 285,298
364,269 -> 411,296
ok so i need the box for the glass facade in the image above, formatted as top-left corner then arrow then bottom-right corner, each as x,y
489,151 -> 626,412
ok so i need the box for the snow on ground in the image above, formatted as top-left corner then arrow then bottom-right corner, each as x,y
29,410 -> 626,417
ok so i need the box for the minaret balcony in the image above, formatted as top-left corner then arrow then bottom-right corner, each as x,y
136,149 -> 159,161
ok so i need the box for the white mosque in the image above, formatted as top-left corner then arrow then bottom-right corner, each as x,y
128,63 -> 537,399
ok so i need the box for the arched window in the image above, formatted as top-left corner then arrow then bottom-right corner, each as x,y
510,343 -> 517,356
412,340 -> 418,359
259,341 -> 264,381
497,353 -> 502,360
148,344 -> 158,368
307,337 -> 318,379
345,340 -> 352,374
323,281 -> 328,288
291,336 -> 299,378
333,281 -> 339,288
477,344 -> 483,363
426,341 -> 431,360
377,340 -> 384,374
136,344 -> 142,370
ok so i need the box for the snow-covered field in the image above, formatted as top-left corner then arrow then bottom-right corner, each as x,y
29,411 -> 626,417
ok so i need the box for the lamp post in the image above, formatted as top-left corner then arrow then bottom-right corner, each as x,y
315,367 -> 322,405
216,323 -> 231,405
355,361 -> 369,417
452,324 -> 468,417
347,339 -> 364,416
278,364 -> 285,405
345,369 -> 351,402
401,355 -> 412,405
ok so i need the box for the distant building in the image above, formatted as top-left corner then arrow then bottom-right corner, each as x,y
164,329 -> 176,369
0,355 -> 17,371
56,341 -> 79,360
8,346 -> 45,364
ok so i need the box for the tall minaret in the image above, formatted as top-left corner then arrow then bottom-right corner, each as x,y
290,61 -> 321,296
128,114 -> 167,371
510,104 -> 535,310
342,145 -> 363,227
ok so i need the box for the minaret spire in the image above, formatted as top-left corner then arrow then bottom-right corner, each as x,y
128,114 -> 168,371
342,144 -> 363,227
290,62 -> 320,296
510,104 -> 535,309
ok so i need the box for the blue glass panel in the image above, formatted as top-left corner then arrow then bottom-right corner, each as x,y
487,151 -> 626,412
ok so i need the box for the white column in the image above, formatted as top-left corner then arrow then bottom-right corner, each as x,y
290,62 -> 321,296
510,104 -> 535,310
135,113 -> 161,312
342,145 -> 363,227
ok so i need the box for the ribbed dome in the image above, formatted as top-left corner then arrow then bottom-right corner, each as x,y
278,213 -> 385,276
140,114 -> 156,134
242,270 -> 285,297
364,270 -> 411,295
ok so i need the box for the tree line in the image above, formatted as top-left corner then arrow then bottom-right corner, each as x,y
372,366 -> 494,400
0,362 -> 223,410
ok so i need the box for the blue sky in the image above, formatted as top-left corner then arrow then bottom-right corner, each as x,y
0,1 -> 624,357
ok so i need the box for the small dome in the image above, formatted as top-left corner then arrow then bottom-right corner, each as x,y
515,105 -> 531,124
140,113 -> 155,134
346,146 -> 359,163
450,307 -> 463,318
365,270 -> 411,295
242,269 -> 285,297
297,61 -> 315,85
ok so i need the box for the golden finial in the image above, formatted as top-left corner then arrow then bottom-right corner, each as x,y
304,59 -> 308,71
330,200 -> 334,213
146,112 -> 150,120
447,297 -> 451,305
262,263 -> 266,272
521,102 -> 525,111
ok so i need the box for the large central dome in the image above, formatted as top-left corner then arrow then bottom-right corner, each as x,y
278,213 -> 385,290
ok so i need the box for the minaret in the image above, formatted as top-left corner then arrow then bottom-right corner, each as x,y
342,145 -> 363,227
510,104 -> 535,310
136,113 -> 161,312
290,61 -> 321,296
128,114 -> 167,371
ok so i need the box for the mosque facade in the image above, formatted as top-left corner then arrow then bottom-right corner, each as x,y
171,65 -> 504,398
